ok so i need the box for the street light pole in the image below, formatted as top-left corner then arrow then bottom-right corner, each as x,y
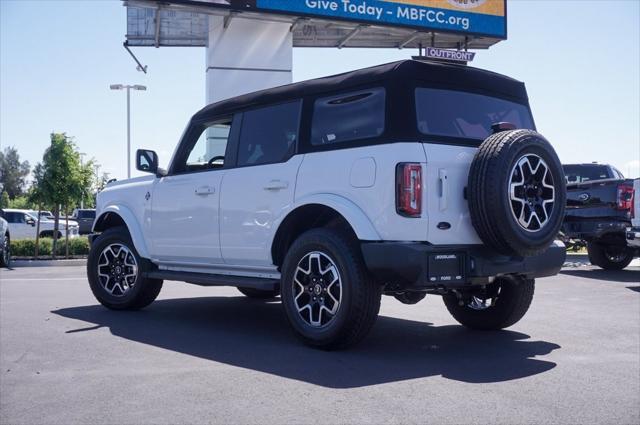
110,84 -> 146,179
79,152 -> 86,208
127,87 -> 131,179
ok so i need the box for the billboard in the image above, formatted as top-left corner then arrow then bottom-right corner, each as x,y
125,0 -> 507,48
253,0 -> 506,39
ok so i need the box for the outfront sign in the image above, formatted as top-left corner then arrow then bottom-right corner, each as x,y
422,46 -> 476,62
254,0 -> 507,38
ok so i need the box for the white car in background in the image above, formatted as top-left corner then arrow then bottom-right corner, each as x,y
36,210 -> 78,226
1,209 -> 80,240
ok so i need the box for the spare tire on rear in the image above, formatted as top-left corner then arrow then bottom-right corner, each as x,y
468,129 -> 566,257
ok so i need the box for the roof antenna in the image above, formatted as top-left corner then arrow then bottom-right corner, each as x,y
123,42 -> 148,74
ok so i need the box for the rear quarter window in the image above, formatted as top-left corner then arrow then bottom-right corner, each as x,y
415,88 -> 534,140
311,88 -> 385,146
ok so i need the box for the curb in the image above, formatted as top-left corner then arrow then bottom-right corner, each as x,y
9,259 -> 87,268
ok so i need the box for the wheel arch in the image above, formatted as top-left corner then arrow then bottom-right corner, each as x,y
271,195 -> 380,268
93,205 -> 150,259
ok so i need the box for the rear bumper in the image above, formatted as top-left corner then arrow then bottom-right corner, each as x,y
562,220 -> 628,240
361,240 -> 566,290
626,227 -> 640,248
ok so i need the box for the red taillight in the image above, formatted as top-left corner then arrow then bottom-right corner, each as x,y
617,184 -> 634,211
396,163 -> 422,217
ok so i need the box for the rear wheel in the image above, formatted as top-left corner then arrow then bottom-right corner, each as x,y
281,228 -> 381,350
87,226 -> 162,310
237,287 -> 279,299
0,233 -> 10,268
587,242 -> 634,270
443,275 -> 534,330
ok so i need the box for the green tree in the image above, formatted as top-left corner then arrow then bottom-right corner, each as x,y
37,133 -> 94,258
0,146 -> 30,198
0,191 -> 9,209
7,195 -> 30,209
29,163 -> 47,257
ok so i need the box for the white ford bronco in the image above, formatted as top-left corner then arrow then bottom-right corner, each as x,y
88,60 -> 566,349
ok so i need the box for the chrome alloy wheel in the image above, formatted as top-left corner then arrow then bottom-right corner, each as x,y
509,154 -> 556,232
293,251 -> 342,328
97,243 -> 138,297
468,296 -> 495,310
467,286 -> 502,311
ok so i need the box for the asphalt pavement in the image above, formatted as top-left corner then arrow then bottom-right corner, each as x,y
1,260 -> 639,424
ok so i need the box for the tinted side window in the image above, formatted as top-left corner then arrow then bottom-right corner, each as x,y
311,88 -> 385,146
415,88 -> 535,140
237,101 -> 301,167
6,212 -> 24,223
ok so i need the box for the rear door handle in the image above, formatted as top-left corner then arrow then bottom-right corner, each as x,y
438,168 -> 448,211
263,180 -> 289,191
195,186 -> 215,196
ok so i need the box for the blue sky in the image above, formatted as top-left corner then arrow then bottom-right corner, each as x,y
1,0 -> 639,180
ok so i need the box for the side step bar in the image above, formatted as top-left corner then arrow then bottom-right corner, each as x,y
144,270 -> 280,291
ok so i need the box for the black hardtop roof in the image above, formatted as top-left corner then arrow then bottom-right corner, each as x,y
193,60 -> 528,121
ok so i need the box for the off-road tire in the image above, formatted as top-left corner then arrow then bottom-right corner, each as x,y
468,130 -> 566,257
87,226 -> 162,310
237,287 -> 279,299
443,275 -> 534,330
281,228 -> 381,350
587,242 -> 634,270
0,233 -> 10,268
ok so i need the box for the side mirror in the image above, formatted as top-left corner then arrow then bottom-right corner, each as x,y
26,217 -> 36,226
136,149 -> 159,174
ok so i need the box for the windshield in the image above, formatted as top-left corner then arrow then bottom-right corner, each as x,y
563,165 -> 614,183
415,88 -> 535,140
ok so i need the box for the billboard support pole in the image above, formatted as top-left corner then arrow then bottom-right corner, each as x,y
205,15 -> 292,156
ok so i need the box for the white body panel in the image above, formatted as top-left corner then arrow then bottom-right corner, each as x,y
632,179 -> 640,228
220,156 -> 303,266
295,143 -> 429,242
421,143 -> 482,245
627,179 -> 640,249
149,171 -> 224,264
94,177 -> 155,258
95,141 -> 481,268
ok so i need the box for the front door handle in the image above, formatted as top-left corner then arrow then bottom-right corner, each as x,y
263,180 -> 289,191
195,186 -> 215,196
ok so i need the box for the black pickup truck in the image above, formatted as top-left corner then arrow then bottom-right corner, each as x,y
561,163 -> 637,269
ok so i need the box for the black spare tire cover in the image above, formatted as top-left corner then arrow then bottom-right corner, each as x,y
468,129 -> 566,257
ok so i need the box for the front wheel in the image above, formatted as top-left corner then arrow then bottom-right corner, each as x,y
443,275 -> 534,330
87,226 -> 163,310
281,228 -> 381,350
587,242 -> 634,270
